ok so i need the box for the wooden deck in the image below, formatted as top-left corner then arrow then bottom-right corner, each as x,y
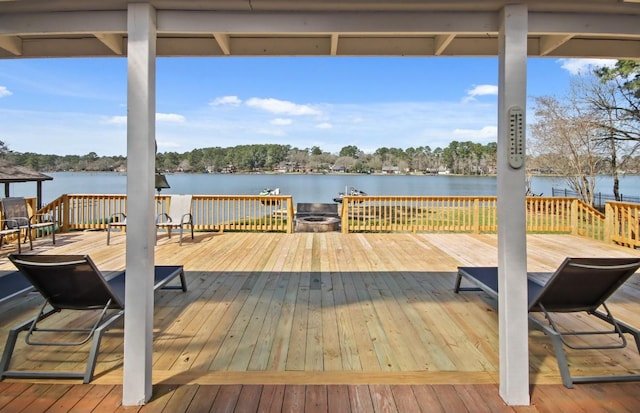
0,231 -> 639,411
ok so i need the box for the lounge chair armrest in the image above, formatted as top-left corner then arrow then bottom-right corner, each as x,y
109,212 -> 126,223
156,213 -> 172,224
30,213 -> 54,224
180,213 -> 192,224
0,219 -> 20,230
11,216 -> 30,227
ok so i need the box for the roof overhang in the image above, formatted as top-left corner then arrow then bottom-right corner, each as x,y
1,1 -> 639,59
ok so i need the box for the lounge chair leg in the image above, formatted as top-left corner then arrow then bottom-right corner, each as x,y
0,329 -> 20,378
454,272 -> 463,293
0,318 -> 34,379
548,330 -> 574,388
84,310 -> 124,383
632,330 -> 640,355
179,269 -> 187,291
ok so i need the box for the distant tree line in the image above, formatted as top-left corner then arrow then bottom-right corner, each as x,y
0,141 -> 501,175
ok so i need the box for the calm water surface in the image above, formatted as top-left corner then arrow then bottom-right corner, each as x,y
9,172 -> 640,205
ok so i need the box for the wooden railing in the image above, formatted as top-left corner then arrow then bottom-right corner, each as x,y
605,201 -> 640,248
40,194 -> 295,234
341,196 -> 606,241
341,196 -> 498,233
29,193 -> 634,247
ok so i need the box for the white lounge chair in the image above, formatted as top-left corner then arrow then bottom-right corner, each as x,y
156,194 -> 194,245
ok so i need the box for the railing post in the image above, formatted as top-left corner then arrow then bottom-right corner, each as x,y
570,199 -> 579,235
341,199 -> 349,234
62,194 -> 70,233
604,202 -> 613,244
286,197 -> 294,234
473,198 -> 480,234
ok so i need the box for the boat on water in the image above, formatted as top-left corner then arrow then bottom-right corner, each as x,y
259,187 -> 281,204
259,187 -> 280,196
333,186 -> 367,203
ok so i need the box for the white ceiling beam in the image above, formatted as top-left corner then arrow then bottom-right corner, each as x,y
1,10 -> 638,42
529,13 -> 640,36
11,36 -> 640,59
334,37 -> 431,56
158,11 -> 498,34
0,11 -> 126,36
330,33 -> 338,55
94,33 -> 123,55
157,11 -> 640,38
440,37 -> 499,56
0,35 -> 22,55
538,34 -> 573,56
223,37 -> 331,55
536,38 -> 640,59
158,38 -> 221,56
13,38 -> 127,57
434,34 -> 455,55
213,33 -> 231,55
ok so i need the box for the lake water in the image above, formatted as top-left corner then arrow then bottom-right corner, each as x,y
9,172 -> 640,205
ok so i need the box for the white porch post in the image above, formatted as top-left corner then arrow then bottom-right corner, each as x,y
497,4 -> 530,406
123,2 -> 156,406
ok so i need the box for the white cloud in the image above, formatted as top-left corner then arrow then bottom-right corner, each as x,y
210,95 -> 243,106
557,58 -> 617,75
157,113 -> 185,123
0,86 -> 12,98
316,122 -> 333,129
105,115 -> 127,124
245,97 -> 321,116
271,118 -> 292,125
452,125 -> 497,142
255,128 -> 286,136
463,84 -> 498,103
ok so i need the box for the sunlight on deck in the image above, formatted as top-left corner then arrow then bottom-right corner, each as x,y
0,231 -> 639,387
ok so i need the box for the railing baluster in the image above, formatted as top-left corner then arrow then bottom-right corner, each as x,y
31,194 -> 629,246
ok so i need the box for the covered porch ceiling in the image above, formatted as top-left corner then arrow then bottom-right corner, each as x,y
1,0 -> 640,59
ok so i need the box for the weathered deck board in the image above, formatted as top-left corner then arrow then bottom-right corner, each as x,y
2,381 -> 638,413
0,231 -> 640,410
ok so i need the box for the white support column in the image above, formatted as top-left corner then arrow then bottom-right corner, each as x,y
497,4 -> 530,406
123,3 -> 156,406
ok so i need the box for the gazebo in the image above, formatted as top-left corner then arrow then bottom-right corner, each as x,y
1,0 -> 640,407
0,160 -> 52,210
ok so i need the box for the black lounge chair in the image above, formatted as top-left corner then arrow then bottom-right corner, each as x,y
455,257 -> 640,388
0,254 -> 187,383
0,270 -> 33,304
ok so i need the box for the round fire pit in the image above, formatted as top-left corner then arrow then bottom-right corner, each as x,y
296,216 -> 340,232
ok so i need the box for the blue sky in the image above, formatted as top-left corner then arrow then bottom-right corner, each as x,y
0,56 -> 616,157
